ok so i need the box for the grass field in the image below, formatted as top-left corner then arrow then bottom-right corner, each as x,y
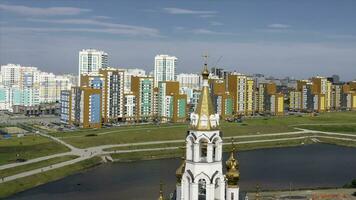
0,155 -> 79,178
0,135 -> 70,165
0,157 -> 102,198
50,111 -> 356,148
298,124 -> 356,133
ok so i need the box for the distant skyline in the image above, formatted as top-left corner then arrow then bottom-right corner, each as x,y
1,0 -> 356,81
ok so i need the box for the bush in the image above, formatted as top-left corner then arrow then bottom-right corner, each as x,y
352,179 -> 356,188
85,134 -> 97,137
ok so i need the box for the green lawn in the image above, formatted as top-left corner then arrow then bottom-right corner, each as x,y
110,138 -> 311,162
0,155 -> 79,178
0,135 -> 70,165
298,125 -> 356,134
47,112 -> 356,148
0,157 -> 102,199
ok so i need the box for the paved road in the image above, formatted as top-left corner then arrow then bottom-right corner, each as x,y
1,127 -> 356,184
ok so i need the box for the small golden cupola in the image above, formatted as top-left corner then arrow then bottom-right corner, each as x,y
158,182 -> 164,200
190,62 -> 220,131
175,156 -> 186,183
225,139 -> 240,186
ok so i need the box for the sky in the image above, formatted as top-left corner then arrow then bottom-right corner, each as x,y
0,0 -> 356,81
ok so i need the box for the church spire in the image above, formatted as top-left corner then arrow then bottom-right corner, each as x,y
190,57 -> 219,131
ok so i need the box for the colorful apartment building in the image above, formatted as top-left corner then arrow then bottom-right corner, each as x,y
227,73 -> 254,116
158,81 -> 187,122
131,76 -> 154,121
99,68 -> 125,122
210,79 -> 233,119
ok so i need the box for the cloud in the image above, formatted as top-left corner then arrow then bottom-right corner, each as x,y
191,28 -> 232,35
26,18 -> 160,37
93,16 -> 112,20
267,24 -> 291,29
0,4 -> 90,16
210,21 -> 223,26
198,14 -> 216,18
2,34 -> 355,81
1,26 -> 160,37
163,7 -> 217,15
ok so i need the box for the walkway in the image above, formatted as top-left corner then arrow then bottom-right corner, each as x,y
1,127 -> 356,184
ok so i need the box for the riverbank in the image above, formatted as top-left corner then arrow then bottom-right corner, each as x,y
1,130 -> 356,198
1,112 -> 356,198
246,188 -> 356,200
0,157 -> 102,198
5,144 -> 356,200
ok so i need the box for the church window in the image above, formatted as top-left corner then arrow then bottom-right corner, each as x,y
200,139 -> 208,161
198,179 -> 206,200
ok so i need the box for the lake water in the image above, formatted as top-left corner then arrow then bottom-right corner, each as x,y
6,144 -> 356,200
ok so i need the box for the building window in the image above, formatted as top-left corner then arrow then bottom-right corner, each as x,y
198,179 -> 206,200
200,139 -> 208,161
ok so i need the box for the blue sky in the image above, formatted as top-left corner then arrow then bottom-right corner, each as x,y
1,0 -> 356,80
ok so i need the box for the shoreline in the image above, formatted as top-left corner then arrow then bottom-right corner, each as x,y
2,141 -> 356,199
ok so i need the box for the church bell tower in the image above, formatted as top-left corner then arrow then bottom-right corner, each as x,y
175,60 -> 240,200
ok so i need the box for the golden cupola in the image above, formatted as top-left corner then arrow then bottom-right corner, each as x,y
190,63 -> 220,131
175,156 -> 186,183
158,182 -> 164,200
225,141 -> 240,186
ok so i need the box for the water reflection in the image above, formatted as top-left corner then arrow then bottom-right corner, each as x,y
7,144 -> 356,200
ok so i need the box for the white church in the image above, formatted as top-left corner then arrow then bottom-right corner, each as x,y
159,63 -> 241,200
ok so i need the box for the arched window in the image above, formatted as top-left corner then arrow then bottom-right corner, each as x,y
200,139 -> 208,162
183,176 -> 191,200
214,178 -> 221,200
212,138 -> 220,161
186,137 -> 195,161
198,179 -> 206,200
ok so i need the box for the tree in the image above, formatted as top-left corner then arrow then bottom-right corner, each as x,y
351,179 -> 356,188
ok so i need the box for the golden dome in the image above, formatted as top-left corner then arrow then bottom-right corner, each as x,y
202,64 -> 209,80
158,182 -> 164,200
225,140 -> 240,186
175,157 -> 186,183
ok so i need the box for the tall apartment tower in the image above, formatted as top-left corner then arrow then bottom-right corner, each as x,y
78,49 -> 108,85
154,54 -> 177,87
131,76 -> 154,121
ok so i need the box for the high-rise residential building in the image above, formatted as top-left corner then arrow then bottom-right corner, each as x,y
131,76 -> 154,121
124,92 -> 136,122
60,90 -> 71,123
78,49 -> 108,85
270,93 -> 284,116
341,82 -> 356,111
211,67 -> 229,79
331,84 -> 342,110
312,76 -> 331,111
157,81 -> 187,122
176,73 -> 201,89
67,86 -> 102,128
0,86 -> 13,110
258,82 -> 276,113
227,73 -> 254,116
39,72 -> 57,103
246,78 -> 254,115
0,64 -> 21,87
123,68 -> 146,93
257,82 -> 284,115
154,54 -> 177,87
1,64 -> 74,111
99,68 -> 125,122
289,91 -> 301,111
210,79 -> 233,119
